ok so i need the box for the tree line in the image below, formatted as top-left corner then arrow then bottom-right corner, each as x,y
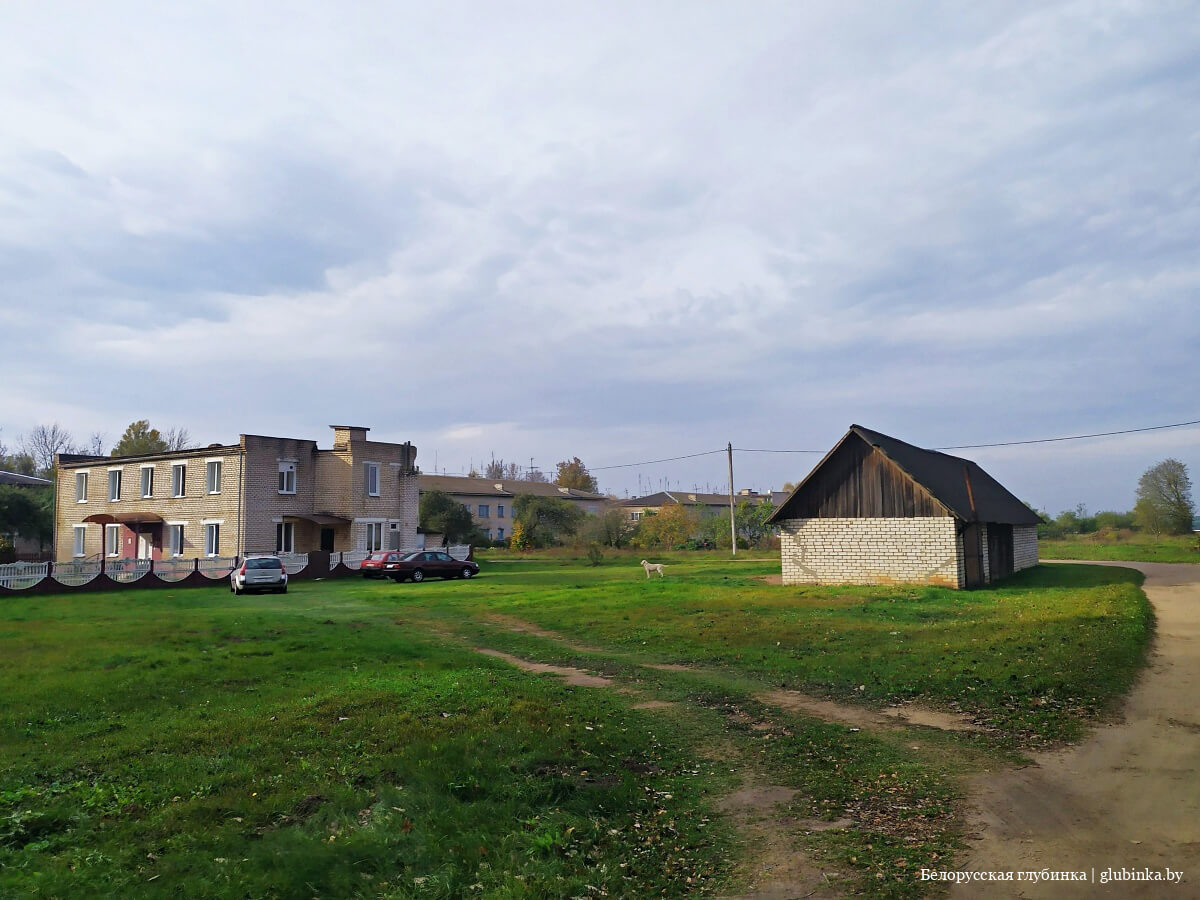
1037,458 -> 1196,538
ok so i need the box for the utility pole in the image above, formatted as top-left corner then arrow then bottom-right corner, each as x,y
727,442 -> 736,557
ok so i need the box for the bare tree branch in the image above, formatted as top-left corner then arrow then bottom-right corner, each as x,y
163,427 -> 194,452
22,423 -> 78,473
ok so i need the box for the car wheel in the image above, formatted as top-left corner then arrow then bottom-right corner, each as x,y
461,567 -> 474,579
411,569 -> 425,583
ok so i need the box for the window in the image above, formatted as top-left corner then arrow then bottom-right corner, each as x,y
278,462 -> 296,494
497,504 -> 504,519
108,469 -> 122,501
75,472 -> 88,503
276,522 -> 294,553
204,523 -> 220,557
168,524 -> 184,557
206,460 -> 222,494
498,527 -> 504,540
478,504 -> 489,518
140,466 -> 154,498
485,528 -> 492,539
172,463 -> 186,497
105,524 -> 121,557
630,512 -> 642,521
73,525 -> 86,557
364,463 -> 379,497
364,522 -> 382,551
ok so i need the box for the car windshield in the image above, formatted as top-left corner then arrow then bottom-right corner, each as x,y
246,558 -> 281,569
368,553 -> 389,561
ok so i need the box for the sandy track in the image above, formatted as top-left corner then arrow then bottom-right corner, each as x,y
955,561 -> 1200,897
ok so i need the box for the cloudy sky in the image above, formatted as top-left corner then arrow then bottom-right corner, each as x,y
2,1 -> 1198,514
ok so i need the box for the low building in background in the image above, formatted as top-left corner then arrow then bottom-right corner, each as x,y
768,425 -> 1041,589
54,426 -> 418,561
418,475 -> 608,542
615,489 -> 772,524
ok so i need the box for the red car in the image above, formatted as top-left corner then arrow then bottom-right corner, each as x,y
389,550 -> 479,583
359,551 -> 406,578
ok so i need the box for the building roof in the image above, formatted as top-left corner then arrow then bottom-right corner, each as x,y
0,470 -> 52,487
419,474 -> 607,501
616,490 -> 770,508
768,424 -> 1042,526
56,445 -> 242,468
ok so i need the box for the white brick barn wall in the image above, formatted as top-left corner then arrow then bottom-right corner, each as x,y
778,517 -> 963,588
980,524 -> 990,584
1013,525 -> 1039,571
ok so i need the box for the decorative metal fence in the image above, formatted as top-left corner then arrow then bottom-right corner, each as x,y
106,558 -> 153,584
197,556 -> 238,579
154,558 -> 195,582
0,561 -> 49,590
339,551 -> 369,570
52,560 -> 103,587
276,553 -> 309,575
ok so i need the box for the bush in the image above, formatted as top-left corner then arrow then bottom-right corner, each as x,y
586,544 -> 604,566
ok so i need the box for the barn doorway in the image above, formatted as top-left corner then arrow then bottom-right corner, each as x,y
987,524 -> 1014,581
963,524 -> 984,588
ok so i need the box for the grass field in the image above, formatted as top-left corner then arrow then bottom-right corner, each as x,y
0,558 -> 1152,897
1040,533 -> 1200,563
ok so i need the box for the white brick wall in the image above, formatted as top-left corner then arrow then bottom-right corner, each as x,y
1013,524 -> 1038,571
778,517 -> 963,589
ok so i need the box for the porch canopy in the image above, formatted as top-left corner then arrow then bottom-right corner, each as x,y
82,512 -> 165,525
285,513 -> 351,526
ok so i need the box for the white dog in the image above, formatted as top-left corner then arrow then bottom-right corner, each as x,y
641,559 -> 665,579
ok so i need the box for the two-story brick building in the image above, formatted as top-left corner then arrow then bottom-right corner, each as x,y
54,426 -> 418,561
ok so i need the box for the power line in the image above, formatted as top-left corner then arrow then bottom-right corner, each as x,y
735,417 -> 1200,455
591,448 -> 725,471
934,418 -> 1200,450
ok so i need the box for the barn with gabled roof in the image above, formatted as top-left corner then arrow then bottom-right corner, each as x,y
766,425 -> 1041,588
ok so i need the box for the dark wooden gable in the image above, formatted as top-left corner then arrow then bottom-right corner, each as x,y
775,431 -> 951,520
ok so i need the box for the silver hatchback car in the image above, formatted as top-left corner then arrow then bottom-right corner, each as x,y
231,556 -> 288,595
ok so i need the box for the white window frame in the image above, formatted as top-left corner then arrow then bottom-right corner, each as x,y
73,525 -> 87,557
75,471 -> 88,503
278,461 -> 296,494
364,522 -> 383,551
364,462 -> 380,497
140,464 -> 154,498
108,468 -> 122,502
167,523 -> 185,557
204,522 -> 221,557
276,522 -> 294,553
172,463 -> 186,498
206,460 -> 222,494
105,524 -> 121,557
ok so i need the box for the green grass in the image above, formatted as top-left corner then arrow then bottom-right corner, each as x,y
0,560 -> 1153,897
1040,533 -> 1200,563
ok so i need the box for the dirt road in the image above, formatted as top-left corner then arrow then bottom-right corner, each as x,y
955,562 -> 1200,897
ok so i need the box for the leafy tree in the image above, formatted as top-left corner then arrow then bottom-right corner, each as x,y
0,484 -> 53,549
112,420 -> 169,457
781,481 -> 797,493
554,457 -> 598,493
735,498 -> 775,544
509,519 -> 531,551
419,490 -> 483,544
632,504 -> 697,549
513,495 -> 585,547
1135,459 -> 1195,535
580,508 -> 631,548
